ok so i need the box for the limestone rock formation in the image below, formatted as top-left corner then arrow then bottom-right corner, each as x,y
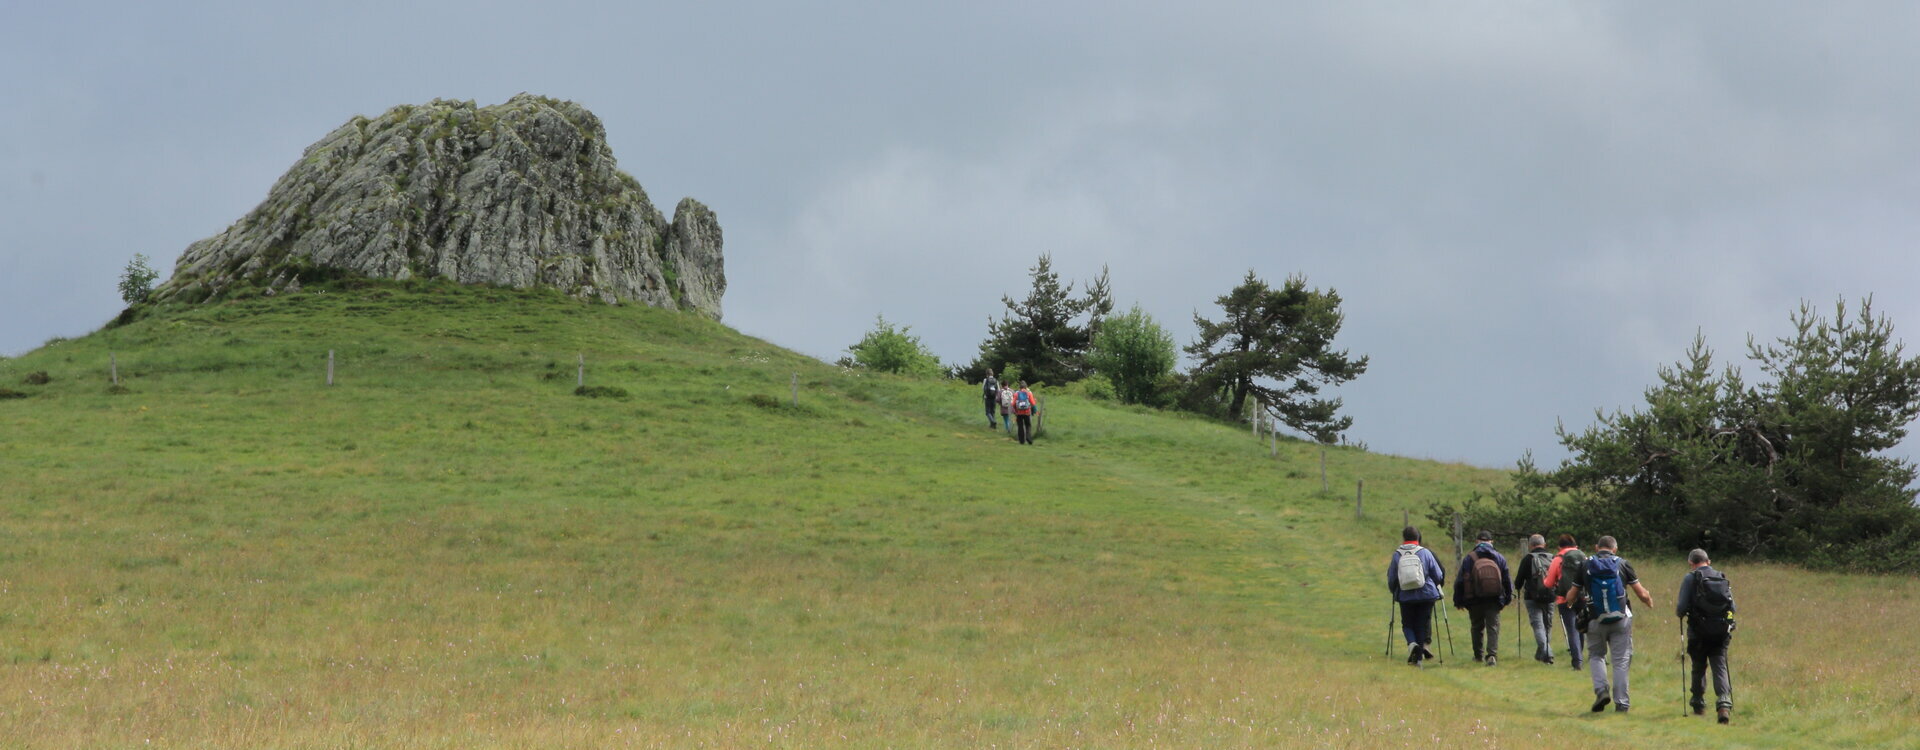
154,94 -> 726,318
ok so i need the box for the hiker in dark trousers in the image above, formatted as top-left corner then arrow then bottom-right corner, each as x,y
1565,535 -> 1655,713
1676,549 -> 1735,723
1541,533 -> 1587,670
1513,533 -> 1558,664
981,370 -> 1000,428
1452,530 -> 1512,666
1012,381 -> 1036,445
1387,526 -> 1446,667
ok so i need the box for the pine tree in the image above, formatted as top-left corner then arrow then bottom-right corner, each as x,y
1185,271 -> 1368,442
963,256 -> 1111,386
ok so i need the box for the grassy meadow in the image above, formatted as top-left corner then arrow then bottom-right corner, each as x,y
1,281 -> 1915,748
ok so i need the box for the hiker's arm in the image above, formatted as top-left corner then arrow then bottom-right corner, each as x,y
1674,574 -> 1693,619
1630,580 -> 1653,608
1565,584 -> 1581,603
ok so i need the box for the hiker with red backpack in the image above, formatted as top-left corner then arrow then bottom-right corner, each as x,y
1541,533 -> 1588,671
1512,534 -> 1558,664
1676,548 -> 1735,723
1452,530 -> 1512,666
1387,526 -> 1447,667
1012,381 -> 1037,445
1564,535 -> 1655,714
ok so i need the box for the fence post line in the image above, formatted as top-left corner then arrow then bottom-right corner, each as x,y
327,350 -> 334,386
1453,511 -> 1464,567
1356,479 -> 1365,519
790,373 -> 799,407
577,353 -> 584,388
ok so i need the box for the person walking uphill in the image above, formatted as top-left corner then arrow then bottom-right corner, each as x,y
1676,549 -> 1736,724
1541,533 -> 1587,671
981,370 -> 1000,429
1012,381 -> 1037,445
998,385 -> 1014,436
1565,535 -> 1655,714
1513,534 -> 1558,664
1453,530 -> 1512,666
1387,526 -> 1446,667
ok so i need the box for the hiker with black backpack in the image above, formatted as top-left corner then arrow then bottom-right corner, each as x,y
981,370 -> 1001,429
1541,533 -> 1587,671
1387,525 -> 1447,667
1452,530 -> 1512,667
1513,534 -> 1558,664
1676,548 -> 1735,724
1564,535 -> 1655,714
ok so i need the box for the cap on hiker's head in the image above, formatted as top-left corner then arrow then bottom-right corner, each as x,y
1475,530 -> 1493,542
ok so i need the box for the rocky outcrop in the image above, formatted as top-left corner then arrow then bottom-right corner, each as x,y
153,94 -> 725,318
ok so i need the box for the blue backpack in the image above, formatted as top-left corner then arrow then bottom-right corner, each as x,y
1584,554 -> 1628,624
1015,390 -> 1033,411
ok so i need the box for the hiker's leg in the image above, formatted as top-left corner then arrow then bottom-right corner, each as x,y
1558,602 -> 1583,666
1711,637 -> 1732,709
1586,622 -> 1611,697
1609,620 -> 1634,709
1688,636 -> 1708,709
986,399 -> 997,426
1483,604 -> 1501,658
1468,606 -> 1488,659
1401,601 -> 1431,645
1528,600 -> 1552,659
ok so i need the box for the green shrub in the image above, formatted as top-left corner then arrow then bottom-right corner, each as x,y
0,388 -> 28,400
22,372 -> 51,386
573,385 -> 627,399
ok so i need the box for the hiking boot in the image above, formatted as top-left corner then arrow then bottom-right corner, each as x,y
1484,655 -> 1497,667
1717,707 -> 1730,724
1590,693 -> 1611,713
1615,705 -> 1629,714
1691,704 -> 1705,716
1418,643 -> 1436,661
1407,643 -> 1421,666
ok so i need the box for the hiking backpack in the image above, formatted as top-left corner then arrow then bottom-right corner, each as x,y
1015,390 -> 1033,413
1583,554 -> 1629,624
1523,549 -> 1556,601
1395,545 -> 1427,591
1553,548 -> 1588,599
1686,569 -> 1736,637
1466,552 -> 1503,598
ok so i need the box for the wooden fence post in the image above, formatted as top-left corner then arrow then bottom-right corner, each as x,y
577,353 -> 584,388
110,352 -> 119,386
1356,479 -> 1365,519
327,350 -> 334,386
790,373 -> 799,407
1320,449 -> 1328,494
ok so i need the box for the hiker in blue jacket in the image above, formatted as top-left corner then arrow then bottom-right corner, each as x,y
1452,530 -> 1513,666
1387,526 -> 1447,667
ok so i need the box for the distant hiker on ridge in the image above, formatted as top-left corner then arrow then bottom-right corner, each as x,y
1513,533 -> 1558,664
1541,533 -> 1588,671
1388,526 -> 1446,667
1452,529 -> 1512,666
1564,535 -> 1655,714
1012,381 -> 1037,445
1676,548 -> 1736,724
981,369 -> 1000,429
999,383 -> 1014,436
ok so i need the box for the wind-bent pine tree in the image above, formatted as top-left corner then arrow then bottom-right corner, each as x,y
1186,271 -> 1368,443
964,255 -> 1111,386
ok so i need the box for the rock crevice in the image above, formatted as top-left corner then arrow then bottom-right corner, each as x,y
154,94 -> 726,318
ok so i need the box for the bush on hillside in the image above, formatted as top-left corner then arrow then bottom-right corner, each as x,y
1088,305 -> 1177,406
841,316 -> 943,377
573,385 -> 628,399
23,371 -> 51,385
0,388 -> 28,400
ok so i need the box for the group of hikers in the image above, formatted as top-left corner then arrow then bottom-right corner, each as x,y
979,370 -> 1039,445
1390,527 -> 1738,723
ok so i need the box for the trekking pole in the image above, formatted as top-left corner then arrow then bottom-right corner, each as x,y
1439,604 -> 1455,660
1680,619 -> 1688,717
1386,598 -> 1397,658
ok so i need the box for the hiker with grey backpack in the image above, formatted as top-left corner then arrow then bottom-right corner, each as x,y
1512,534 -> 1559,664
1452,530 -> 1512,667
1387,526 -> 1447,667
1564,535 -> 1655,714
1676,548 -> 1736,724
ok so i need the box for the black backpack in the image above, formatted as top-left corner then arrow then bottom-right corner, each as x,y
1686,569 -> 1736,637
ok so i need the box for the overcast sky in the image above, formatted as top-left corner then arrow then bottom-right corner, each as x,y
5,2 -> 1917,469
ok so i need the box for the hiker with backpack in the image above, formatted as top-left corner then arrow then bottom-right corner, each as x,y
1387,525 -> 1447,667
1012,381 -> 1037,445
1676,548 -> 1735,724
1541,533 -> 1588,671
1452,530 -> 1512,666
1513,534 -> 1558,664
981,370 -> 1001,429
999,385 -> 1014,436
1563,535 -> 1655,713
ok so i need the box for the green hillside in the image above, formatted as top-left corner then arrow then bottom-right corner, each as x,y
1,281 -> 1913,749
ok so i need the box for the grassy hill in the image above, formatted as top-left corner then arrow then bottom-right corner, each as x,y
1,280 -> 1914,748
